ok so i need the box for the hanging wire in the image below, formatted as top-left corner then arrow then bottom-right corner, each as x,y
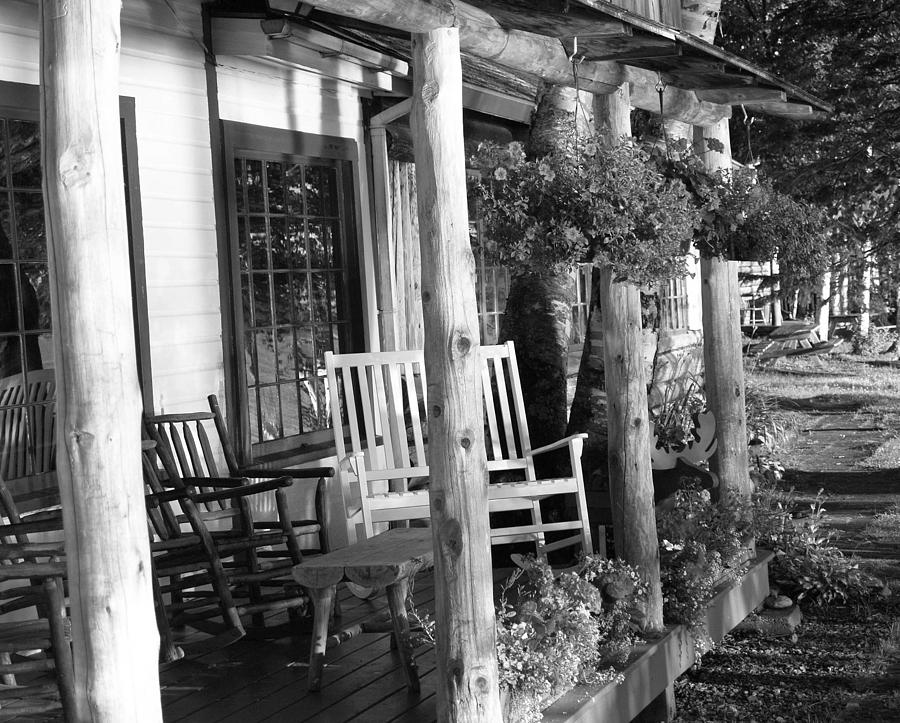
742,105 -> 758,166
656,73 -> 670,159
569,36 -> 587,156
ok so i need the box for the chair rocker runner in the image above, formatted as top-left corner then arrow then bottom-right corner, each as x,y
324,341 -> 593,562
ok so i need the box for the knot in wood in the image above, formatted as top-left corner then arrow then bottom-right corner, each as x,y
440,518 -> 463,558
633,417 -> 642,428
734,384 -> 742,398
59,146 -> 92,188
431,404 -> 442,418
459,436 -> 471,450
432,493 -> 444,512
454,335 -> 472,356
422,290 -> 431,303
421,80 -> 439,105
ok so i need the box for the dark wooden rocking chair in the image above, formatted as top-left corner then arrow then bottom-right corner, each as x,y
143,396 -> 334,631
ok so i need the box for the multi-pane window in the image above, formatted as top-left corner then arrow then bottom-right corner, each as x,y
472,218 -> 510,346
0,116 -> 52,381
230,143 -> 359,452
660,277 -> 690,329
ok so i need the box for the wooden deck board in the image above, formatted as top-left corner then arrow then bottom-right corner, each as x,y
162,571 -> 438,723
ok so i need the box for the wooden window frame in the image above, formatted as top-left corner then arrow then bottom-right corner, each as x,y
0,80 -> 151,409
219,122 -> 364,463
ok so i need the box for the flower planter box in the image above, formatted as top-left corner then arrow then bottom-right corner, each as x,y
542,549 -> 774,723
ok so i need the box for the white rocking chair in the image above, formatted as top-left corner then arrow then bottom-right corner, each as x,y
324,342 -> 593,562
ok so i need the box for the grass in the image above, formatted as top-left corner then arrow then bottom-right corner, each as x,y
864,506 -> 900,542
862,439 -> 900,470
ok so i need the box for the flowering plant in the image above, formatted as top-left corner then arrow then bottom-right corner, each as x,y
496,555 -> 646,722
469,137 -> 697,285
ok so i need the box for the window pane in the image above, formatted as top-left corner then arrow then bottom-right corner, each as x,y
237,217 -> 248,272
305,165 -> 337,217
266,161 -> 285,214
275,327 -> 295,381
246,159 -> 264,213
281,382 -> 301,437
308,220 -> 327,268
0,197 -> 11,258
252,273 -> 272,327
247,388 -> 260,444
234,158 -> 245,213
243,330 -> 257,386
14,191 -> 45,261
248,217 -> 268,271
254,330 -> 276,383
0,118 -> 7,185
272,272 -> 292,325
270,219 -> 290,270
296,324 -> 314,375
291,273 -> 310,322
0,267 -> 20,329
21,264 -> 50,331
310,273 -> 329,321
300,377 -> 328,433
287,219 -> 307,268
9,120 -> 40,189
329,273 -> 342,319
258,385 -> 282,441
285,164 -> 304,216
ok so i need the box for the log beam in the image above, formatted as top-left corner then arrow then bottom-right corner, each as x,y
595,85 -> 664,634
273,0 -> 731,125
40,0 -> 161,720
696,120 -> 752,505
410,26 -> 501,721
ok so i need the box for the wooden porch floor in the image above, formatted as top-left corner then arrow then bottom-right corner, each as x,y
160,572 -> 440,723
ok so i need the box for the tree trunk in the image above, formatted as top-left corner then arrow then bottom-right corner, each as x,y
818,271 -> 831,342
695,120 -> 752,505
40,1 -> 160,720
859,240 -> 872,338
411,27 -> 501,722
500,82 -> 589,450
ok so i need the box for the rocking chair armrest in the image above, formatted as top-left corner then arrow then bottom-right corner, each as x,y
528,433 -> 589,457
236,466 -> 335,480
189,477 -> 293,503
180,476 -> 246,488
145,488 -> 190,507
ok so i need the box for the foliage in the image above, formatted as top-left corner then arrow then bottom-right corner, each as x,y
852,326 -> 899,356
752,485 -> 870,606
649,375 -> 707,451
496,555 -> 646,722
468,138 -> 697,285
744,375 -> 797,453
719,0 -> 900,262
645,139 -> 829,279
657,488 -> 754,653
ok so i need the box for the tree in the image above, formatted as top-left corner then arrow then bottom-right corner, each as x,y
720,0 -> 900,327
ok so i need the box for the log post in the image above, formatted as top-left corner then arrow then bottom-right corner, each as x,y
40,1 -> 161,720
410,27 -> 501,721
696,119 -> 752,505
859,240 -> 872,338
594,85 -> 664,634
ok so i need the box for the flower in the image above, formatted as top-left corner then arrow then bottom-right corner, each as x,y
493,167 -> 508,181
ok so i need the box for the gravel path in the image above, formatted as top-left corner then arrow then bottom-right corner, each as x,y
672,401 -> 900,722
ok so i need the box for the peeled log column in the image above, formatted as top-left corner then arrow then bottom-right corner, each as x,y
599,267 -> 664,633
696,120 -> 751,504
411,27 -> 501,722
40,0 -> 161,720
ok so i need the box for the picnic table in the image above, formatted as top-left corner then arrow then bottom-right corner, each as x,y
743,321 -> 838,361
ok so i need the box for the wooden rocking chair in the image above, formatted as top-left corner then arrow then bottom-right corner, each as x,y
0,475 -> 76,720
324,342 -> 592,562
143,397 -> 333,628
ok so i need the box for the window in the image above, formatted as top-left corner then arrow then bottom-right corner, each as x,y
223,124 -> 362,458
660,277 -> 690,330
0,82 -> 149,481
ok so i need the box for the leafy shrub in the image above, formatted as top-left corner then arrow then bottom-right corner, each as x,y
852,327 -> 898,356
753,485 -> 869,606
496,555 -> 645,722
744,377 -> 796,452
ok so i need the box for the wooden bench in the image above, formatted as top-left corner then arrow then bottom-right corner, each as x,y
292,527 -> 434,692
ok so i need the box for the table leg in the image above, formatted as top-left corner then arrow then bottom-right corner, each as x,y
385,577 -> 419,693
307,585 -> 337,691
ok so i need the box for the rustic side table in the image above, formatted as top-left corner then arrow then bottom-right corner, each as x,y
292,527 -> 434,692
